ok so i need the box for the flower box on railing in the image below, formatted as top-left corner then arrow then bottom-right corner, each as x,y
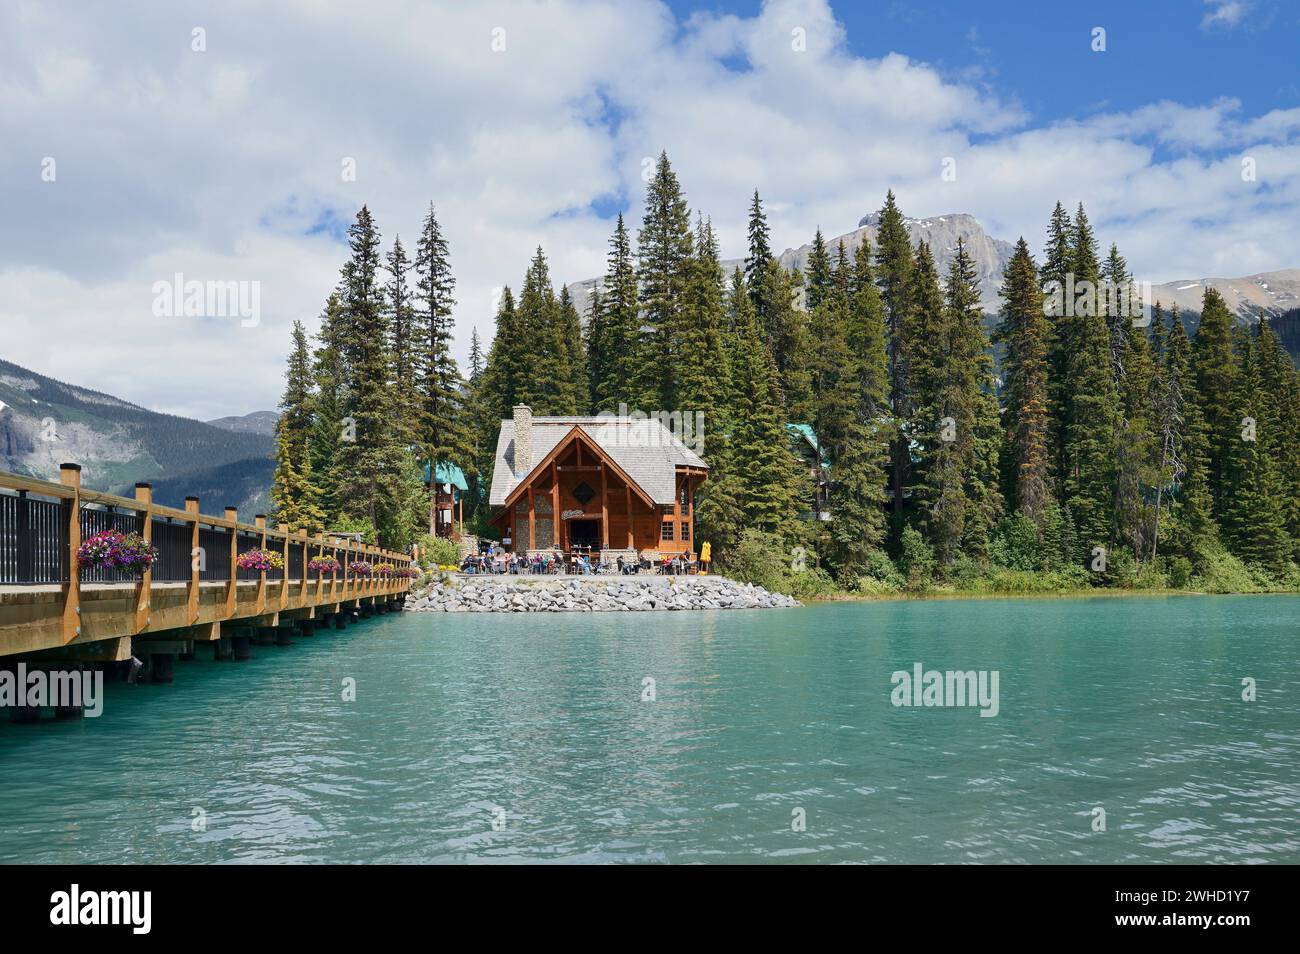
76,530 -> 159,575
348,561 -> 373,576
374,563 -> 396,578
308,556 -> 341,575
237,548 -> 285,573
394,566 -> 419,579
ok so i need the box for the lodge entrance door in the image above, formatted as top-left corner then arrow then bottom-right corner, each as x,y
568,519 -> 600,550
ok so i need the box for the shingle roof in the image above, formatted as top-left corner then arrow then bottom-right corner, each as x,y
489,416 -> 708,507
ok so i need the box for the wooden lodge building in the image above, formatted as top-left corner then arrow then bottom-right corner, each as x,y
488,405 -> 708,557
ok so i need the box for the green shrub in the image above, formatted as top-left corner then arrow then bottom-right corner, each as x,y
863,549 -> 905,589
947,554 -> 986,588
853,574 -> 902,596
989,513 -> 1041,571
1190,546 -> 1262,593
1166,555 -> 1193,589
785,565 -> 839,600
417,534 -> 461,569
720,529 -> 790,592
898,526 -> 935,591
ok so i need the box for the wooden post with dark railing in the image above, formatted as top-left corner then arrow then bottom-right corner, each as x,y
184,496 -> 200,625
254,514 -> 267,614
224,506 -> 238,616
134,483 -> 154,633
298,528 -> 309,604
277,522 -> 290,611
1,465 -> 413,662
60,463 -> 81,644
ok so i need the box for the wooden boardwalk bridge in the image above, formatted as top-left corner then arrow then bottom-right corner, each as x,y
1,464 -> 413,717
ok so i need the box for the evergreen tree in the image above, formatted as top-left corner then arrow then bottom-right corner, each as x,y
745,189 -> 773,330
829,241 -> 892,574
270,320 -> 325,530
1221,329 -> 1291,570
637,152 -> 693,409
1059,204 -> 1119,559
695,269 -> 749,555
729,269 -> 805,538
994,238 -> 1053,527
558,284 -> 588,413
1041,201 -> 1073,481
515,247 -> 571,413
590,213 -> 640,412
1101,242 -> 1131,382
805,228 -> 833,313
414,203 -> 472,533
309,293 -> 347,522
914,238 -> 1001,564
1192,287 -> 1240,518
1255,317 -> 1300,558
676,216 -> 729,437
874,190 -> 916,536
809,241 -> 857,470
1159,307 -> 1216,565
763,258 -> 813,418
333,205 -> 407,542
385,235 -> 420,445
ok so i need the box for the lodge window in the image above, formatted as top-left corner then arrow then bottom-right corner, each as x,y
680,522 -> 690,541
661,522 -> 674,541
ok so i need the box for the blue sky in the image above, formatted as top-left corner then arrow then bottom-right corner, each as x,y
670,0 -> 1296,129
3,0 -> 1298,418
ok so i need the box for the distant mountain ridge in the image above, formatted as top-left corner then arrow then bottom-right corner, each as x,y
566,211 -> 1298,326
0,358 -> 273,513
208,410 -> 280,437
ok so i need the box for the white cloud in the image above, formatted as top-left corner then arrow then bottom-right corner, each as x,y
1201,1 -> 1252,30
1,0 -> 1297,420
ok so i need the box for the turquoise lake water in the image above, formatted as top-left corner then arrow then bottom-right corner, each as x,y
1,595 -> 1297,864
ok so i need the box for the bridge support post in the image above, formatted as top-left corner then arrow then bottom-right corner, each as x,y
275,623 -> 294,646
150,653 -> 176,684
297,619 -> 316,637
256,626 -> 275,646
211,637 -> 233,661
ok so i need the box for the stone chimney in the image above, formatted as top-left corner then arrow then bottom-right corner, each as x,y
513,405 -> 532,476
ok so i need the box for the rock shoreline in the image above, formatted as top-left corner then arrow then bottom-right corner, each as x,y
406,575 -> 800,612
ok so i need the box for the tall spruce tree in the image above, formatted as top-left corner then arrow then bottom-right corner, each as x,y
1041,201 -> 1073,481
994,238 -> 1053,527
1160,307 -> 1217,565
745,189 -> 773,332
637,153 -> 693,410
729,269 -> 805,538
270,320 -> 325,531
309,293 -> 347,523
805,228 -> 833,313
695,269 -> 750,554
590,213 -> 640,412
1255,317 -> 1300,558
558,284 -> 588,413
829,240 -> 892,574
1192,287 -> 1240,519
514,247 -> 573,414
333,205 -> 408,542
414,203 -> 472,533
1059,204 -> 1119,558
1220,328 -> 1290,570
874,190 -> 916,538
385,235 -> 420,446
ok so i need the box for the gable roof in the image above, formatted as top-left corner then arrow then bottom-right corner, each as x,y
489,416 -> 708,508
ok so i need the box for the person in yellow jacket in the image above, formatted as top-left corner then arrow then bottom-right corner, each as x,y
699,541 -> 712,575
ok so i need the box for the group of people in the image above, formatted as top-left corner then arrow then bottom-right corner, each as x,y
459,542 -> 713,577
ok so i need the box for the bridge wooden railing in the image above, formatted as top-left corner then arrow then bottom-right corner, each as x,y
0,464 -> 412,657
